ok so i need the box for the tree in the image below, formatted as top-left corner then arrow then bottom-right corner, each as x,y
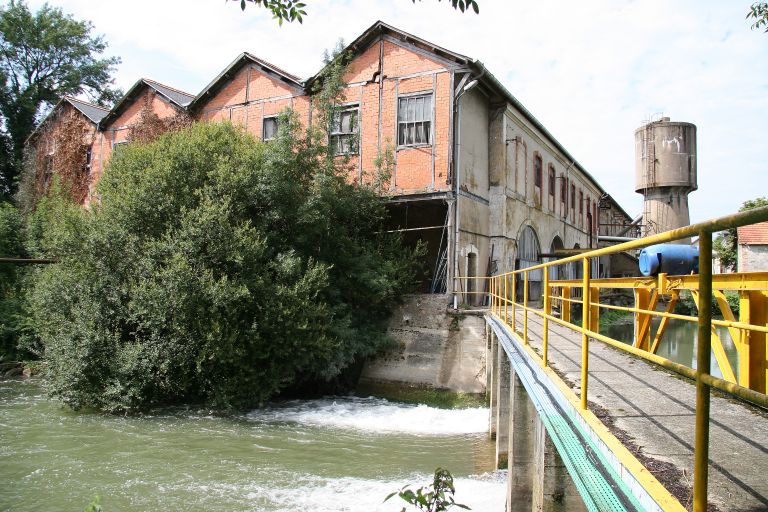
233,0 -> 479,24
27,119 -> 421,413
713,197 -> 768,271
0,0 -> 121,199
747,2 -> 768,32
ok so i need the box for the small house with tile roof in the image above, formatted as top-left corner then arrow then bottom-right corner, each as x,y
737,222 -> 768,272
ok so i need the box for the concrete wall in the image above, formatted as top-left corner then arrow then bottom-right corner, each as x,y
452,91 -> 601,293
358,294 -> 487,394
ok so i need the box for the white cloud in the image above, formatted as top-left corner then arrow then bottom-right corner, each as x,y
27,0 -> 768,222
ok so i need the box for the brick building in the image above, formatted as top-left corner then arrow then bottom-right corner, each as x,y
26,21 -> 634,297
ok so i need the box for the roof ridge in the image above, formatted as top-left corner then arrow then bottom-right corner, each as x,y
242,52 -> 302,83
63,95 -> 110,111
143,78 -> 195,98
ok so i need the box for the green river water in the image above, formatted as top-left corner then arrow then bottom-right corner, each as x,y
605,318 -> 739,380
0,380 -> 505,511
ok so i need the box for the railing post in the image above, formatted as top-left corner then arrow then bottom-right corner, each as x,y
580,257 -> 590,410
693,231 -> 712,512
562,286 -> 571,323
504,274 -> 508,325
543,267 -> 550,367
523,270 -> 529,345
511,273 -> 517,332
492,276 -> 497,314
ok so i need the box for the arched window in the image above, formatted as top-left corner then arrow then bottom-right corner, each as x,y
549,236 -> 566,281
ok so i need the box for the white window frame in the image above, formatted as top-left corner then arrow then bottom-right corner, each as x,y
330,105 -> 359,155
397,92 -> 433,148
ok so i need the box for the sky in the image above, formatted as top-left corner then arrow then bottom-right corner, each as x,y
28,0 -> 768,223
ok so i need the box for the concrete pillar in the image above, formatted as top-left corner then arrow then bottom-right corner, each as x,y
507,369 -> 535,511
485,324 -> 492,394
495,342 -> 511,469
489,332 -> 499,438
532,415 -> 587,512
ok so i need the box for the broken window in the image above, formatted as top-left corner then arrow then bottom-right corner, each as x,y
397,93 -> 432,147
330,106 -> 359,155
263,116 -> 278,141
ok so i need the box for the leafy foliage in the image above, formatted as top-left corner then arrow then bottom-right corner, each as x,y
27,119 -> 421,413
713,197 -> 768,271
0,201 -> 29,361
385,468 -> 470,512
747,2 -> 768,32
233,0 -> 479,23
0,0 -> 121,198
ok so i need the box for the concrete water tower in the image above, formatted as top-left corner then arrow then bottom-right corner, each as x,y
635,117 -> 697,242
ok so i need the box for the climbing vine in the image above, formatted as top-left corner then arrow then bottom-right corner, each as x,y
128,95 -> 192,145
19,107 -> 95,209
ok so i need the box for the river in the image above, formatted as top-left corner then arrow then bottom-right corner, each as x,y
0,379 -> 505,511
604,318 -> 739,380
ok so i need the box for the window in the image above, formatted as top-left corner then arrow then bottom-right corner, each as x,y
560,175 -> 567,218
263,116 -> 278,141
398,94 -> 432,147
579,190 -> 584,227
534,155 -> 542,188
533,154 -> 543,207
331,106 -> 359,155
548,166 -> 555,196
84,147 -> 92,175
548,165 -> 555,211
112,140 -> 128,154
570,184 -> 576,222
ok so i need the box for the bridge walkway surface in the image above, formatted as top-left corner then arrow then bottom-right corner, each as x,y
507,308 -> 768,512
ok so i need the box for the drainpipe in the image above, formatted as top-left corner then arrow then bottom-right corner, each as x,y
450,69 -> 484,303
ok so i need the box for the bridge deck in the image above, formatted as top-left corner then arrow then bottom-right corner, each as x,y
510,309 -> 768,512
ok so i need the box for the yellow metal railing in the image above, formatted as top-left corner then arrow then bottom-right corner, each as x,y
483,205 -> 768,512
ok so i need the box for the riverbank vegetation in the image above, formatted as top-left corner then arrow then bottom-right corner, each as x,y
21,118 -> 421,413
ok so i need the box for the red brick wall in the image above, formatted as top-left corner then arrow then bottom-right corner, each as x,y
196,65 -> 307,142
86,37 -> 457,201
90,89 -> 182,194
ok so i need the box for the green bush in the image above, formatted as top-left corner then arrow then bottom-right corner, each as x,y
0,201 -> 29,361
673,290 -> 739,318
28,119 -> 421,412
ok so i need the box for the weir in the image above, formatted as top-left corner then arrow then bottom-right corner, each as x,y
472,207 -> 768,512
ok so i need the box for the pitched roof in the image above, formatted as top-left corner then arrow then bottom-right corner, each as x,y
188,53 -> 303,113
144,79 -> 196,107
738,222 -> 768,244
65,96 -> 109,123
99,78 -> 194,128
25,96 -> 108,144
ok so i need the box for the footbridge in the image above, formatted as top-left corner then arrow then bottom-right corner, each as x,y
461,207 -> 768,512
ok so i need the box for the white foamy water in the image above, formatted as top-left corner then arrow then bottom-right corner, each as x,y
159,472 -> 507,512
248,396 -> 489,435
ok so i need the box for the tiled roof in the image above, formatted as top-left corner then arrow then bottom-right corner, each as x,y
65,96 -> 109,123
738,222 -> 768,244
144,79 -> 195,107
